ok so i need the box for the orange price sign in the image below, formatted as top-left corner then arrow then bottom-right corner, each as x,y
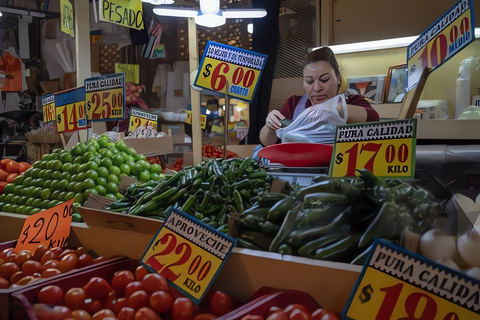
330,119 -> 417,178
15,199 -> 74,253
85,73 -> 126,122
194,41 -> 267,103
140,209 -> 236,304
54,87 -> 87,134
41,94 -> 56,123
342,239 -> 480,319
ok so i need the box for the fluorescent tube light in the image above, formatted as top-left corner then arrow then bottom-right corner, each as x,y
223,9 -> 267,18
142,0 -> 174,4
314,28 -> 480,54
247,23 -> 253,34
199,0 -> 220,14
195,13 -> 226,28
153,7 -> 198,17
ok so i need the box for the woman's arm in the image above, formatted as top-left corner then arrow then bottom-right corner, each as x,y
346,104 -> 368,123
344,95 -> 379,123
260,110 -> 285,146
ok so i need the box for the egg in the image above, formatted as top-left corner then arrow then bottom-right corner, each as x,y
457,226 -> 480,266
419,229 -> 456,261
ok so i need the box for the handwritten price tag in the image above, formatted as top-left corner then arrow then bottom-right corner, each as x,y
194,41 -> 267,103
128,108 -> 158,133
60,0 -> 74,37
330,119 -> 417,178
342,239 -> 480,319
85,73 -> 126,122
55,87 -> 87,134
407,0 -> 475,90
41,94 -> 55,123
15,199 -> 74,253
140,209 -> 236,304
184,111 -> 206,130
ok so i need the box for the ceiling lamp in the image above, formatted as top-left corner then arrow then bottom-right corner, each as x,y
142,0 -> 174,4
152,0 -> 267,28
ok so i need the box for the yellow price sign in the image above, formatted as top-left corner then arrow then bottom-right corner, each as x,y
41,94 -> 56,123
342,240 -> 480,319
407,0 -> 475,90
54,87 -> 87,134
330,119 -> 417,178
184,111 -> 206,130
85,73 -> 125,122
140,209 -> 236,304
128,108 -> 158,133
194,41 -> 267,103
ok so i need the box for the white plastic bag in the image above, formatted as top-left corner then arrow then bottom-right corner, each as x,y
276,94 -> 347,143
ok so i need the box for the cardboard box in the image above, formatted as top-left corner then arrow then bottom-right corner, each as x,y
124,135 -> 174,156
161,122 -> 186,144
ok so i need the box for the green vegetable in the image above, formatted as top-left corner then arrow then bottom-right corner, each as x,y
298,233 -> 347,258
314,234 -> 361,261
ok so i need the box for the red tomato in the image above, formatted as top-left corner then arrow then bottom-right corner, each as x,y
92,309 -> 116,320
41,268 -> 62,278
78,254 -> 95,268
21,260 -> 42,276
114,298 -> 128,315
311,309 -> 327,320
64,287 -> 87,310
16,275 -> 37,286
6,173 -> 17,182
135,307 -> 162,320
320,313 -> 340,320
37,285 -> 64,305
170,287 -> 184,300
127,290 -> 149,311
84,277 -> 113,300
112,270 -> 135,294
266,307 -> 284,318
75,247 -> 90,257
33,245 -> 48,262
117,307 -> 135,320
290,310 -> 311,320
0,248 -> 15,261
104,290 -> 117,310
0,258 -> 5,267
83,299 -> 103,315
94,256 -> 109,264
41,248 -> 62,265
58,253 -> 79,273
266,311 -> 288,320
172,297 -> 195,320
57,249 -> 75,261
6,161 -> 20,174
125,281 -> 146,298
142,273 -> 169,294
33,304 -> 72,320
149,291 -> 173,313
41,260 -> 60,273
71,309 -> 92,320
194,313 -> 218,320
0,277 -> 8,288
6,252 -> 18,262
209,291 -> 233,316
13,251 -> 31,266
284,305 -> 309,317
135,266 -> 149,281
0,262 -> 20,280
10,271 -> 25,284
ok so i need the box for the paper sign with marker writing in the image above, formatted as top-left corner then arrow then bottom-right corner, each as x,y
15,199 -> 74,253
140,209 -> 236,305
61,0 -> 74,37
342,239 -> 480,319
115,63 -> 140,84
98,0 -> 144,30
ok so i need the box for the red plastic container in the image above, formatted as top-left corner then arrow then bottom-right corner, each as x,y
0,240 -> 124,320
10,259 -> 139,320
218,288 -> 321,320
258,143 -> 333,167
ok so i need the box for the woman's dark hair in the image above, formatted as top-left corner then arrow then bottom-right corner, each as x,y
304,47 -> 340,78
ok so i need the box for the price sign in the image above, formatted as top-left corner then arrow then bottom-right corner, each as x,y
60,0 -> 74,37
184,111 -> 207,130
194,41 -> 268,103
128,108 -> 158,133
15,199 -> 74,253
85,73 -> 126,122
115,63 -> 140,84
140,209 -> 236,304
342,239 -> 480,319
407,0 -> 475,90
54,87 -> 87,134
330,119 -> 417,178
41,94 -> 55,123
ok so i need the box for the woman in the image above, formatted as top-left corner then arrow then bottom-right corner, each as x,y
260,47 -> 379,146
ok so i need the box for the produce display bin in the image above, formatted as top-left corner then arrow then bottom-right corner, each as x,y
0,240 -> 125,320
10,259 -> 139,320
218,289 -> 320,320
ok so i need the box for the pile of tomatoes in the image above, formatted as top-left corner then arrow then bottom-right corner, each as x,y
242,304 -> 340,320
0,159 -> 31,193
33,264 -> 234,320
0,245 -> 106,289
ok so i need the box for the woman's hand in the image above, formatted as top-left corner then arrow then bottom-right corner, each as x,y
265,110 -> 286,131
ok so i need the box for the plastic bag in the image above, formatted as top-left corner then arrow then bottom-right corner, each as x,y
276,94 -> 347,143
